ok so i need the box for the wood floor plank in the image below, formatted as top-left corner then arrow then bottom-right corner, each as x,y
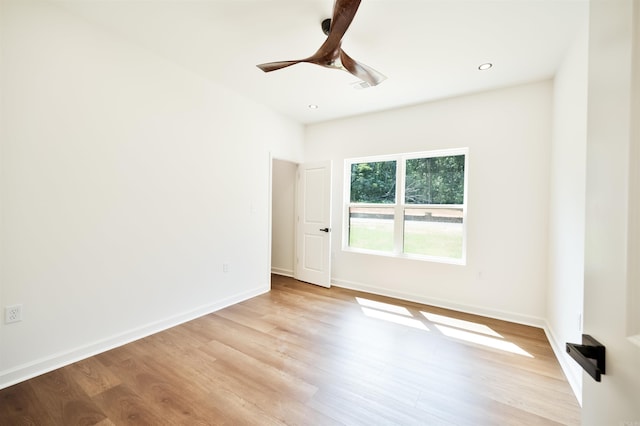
196,314 -> 328,386
65,357 -> 123,397
0,380 -> 56,425
200,340 -> 318,403
0,275 -> 581,425
102,355 -> 226,424
92,384 -> 170,425
212,304 -> 278,333
27,369 -> 108,425
171,346 -> 335,425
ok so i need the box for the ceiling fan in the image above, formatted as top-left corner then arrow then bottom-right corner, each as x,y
256,0 -> 386,87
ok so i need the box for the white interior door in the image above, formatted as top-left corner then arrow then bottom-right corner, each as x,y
580,1 -> 640,423
295,161 -> 332,287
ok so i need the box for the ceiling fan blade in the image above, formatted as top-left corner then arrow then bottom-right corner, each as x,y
257,60 -> 305,73
340,49 -> 387,86
320,0 -> 362,52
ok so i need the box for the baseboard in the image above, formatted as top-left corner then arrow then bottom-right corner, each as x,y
331,278 -> 546,329
0,285 -> 269,390
543,321 -> 583,405
271,267 -> 294,277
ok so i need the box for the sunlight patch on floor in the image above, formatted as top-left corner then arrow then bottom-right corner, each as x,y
360,307 -> 429,331
354,297 -> 533,357
421,312 -> 503,338
356,297 -> 412,316
433,324 -> 533,357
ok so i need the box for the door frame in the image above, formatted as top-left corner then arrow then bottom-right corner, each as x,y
268,154 -> 333,288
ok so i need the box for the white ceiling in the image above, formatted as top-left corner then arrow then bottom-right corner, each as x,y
54,0 -> 589,124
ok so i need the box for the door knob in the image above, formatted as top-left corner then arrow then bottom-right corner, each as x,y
319,228 -> 330,233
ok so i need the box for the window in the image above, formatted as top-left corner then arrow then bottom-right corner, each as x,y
345,149 -> 468,263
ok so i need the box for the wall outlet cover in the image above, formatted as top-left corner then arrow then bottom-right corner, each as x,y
5,305 -> 23,324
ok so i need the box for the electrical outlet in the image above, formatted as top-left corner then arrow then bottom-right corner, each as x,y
223,263 -> 229,273
5,304 -> 23,324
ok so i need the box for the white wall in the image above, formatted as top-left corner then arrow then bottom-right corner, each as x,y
305,81 -> 552,325
271,159 -> 297,277
0,0 -> 303,388
546,26 -> 589,403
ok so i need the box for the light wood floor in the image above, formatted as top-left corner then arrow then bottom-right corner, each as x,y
0,275 -> 580,425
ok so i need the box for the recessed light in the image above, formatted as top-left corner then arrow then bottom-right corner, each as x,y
478,63 -> 493,71
308,104 -> 319,109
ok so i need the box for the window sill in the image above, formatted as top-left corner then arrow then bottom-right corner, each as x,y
342,247 -> 466,266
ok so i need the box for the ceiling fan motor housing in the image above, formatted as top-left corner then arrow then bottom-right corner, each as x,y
322,18 -> 331,35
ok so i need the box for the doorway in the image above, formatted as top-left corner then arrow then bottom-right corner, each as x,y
270,158 -> 333,287
271,158 -> 298,278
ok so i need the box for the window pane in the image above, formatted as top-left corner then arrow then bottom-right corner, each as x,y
405,155 -> 465,204
349,207 -> 394,252
403,208 -> 463,259
350,161 -> 396,203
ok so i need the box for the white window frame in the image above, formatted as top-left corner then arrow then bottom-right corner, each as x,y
343,148 -> 469,265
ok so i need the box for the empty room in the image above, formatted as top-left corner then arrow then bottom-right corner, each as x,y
1,0 -> 639,424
